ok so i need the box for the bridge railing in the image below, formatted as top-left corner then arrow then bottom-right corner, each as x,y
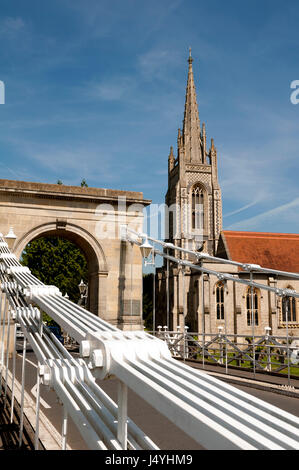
125,227 -> 299,385
150,327 -> 299,382
1,229 -> 299,450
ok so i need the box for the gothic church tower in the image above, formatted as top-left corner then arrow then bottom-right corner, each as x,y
165,50 -> 222,255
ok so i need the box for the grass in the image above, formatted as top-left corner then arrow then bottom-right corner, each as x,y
186,348 -> 299,377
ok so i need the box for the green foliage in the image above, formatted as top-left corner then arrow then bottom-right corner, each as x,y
21,236 -> 88,305
81,179 -> 88,187
57,180 -> 63,185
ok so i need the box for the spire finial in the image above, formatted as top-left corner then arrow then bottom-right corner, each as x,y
188,47 -> 193,65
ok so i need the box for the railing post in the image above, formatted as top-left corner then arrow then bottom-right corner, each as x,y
130,241 -> 133,331
218,326 -> 224,365
18,335 -> 27,448
117,380 -> 128,450
184,326 -> 189,361
10,322 -> 17,423
0,294 -> 7,395
265,327 -> 272,372
35,362 -> 41,450
166,249 -> 170,330
250,272 -> 256,378
61,405 -> 68,450
153,252 -> 156,333
4,306 -> 12,404
201,271 -> 205,369
224,280 -> 228,375
284,295 -> 291,386
182,265 -> 186,361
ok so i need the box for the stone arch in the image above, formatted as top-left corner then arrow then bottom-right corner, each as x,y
187,180 -> 210,195
15,221 -> 108,317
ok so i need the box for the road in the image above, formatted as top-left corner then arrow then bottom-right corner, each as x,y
4,347 -> 299,451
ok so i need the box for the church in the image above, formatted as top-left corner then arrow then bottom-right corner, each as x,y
156,51 -> 299,338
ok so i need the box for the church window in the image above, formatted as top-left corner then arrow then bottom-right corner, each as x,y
191,185 -> 204,230
216,281 -> 225,320
282,291 -> 297,323
246,287 -> 259,326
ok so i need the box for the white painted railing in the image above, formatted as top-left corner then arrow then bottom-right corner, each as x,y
0,231 -> 299,450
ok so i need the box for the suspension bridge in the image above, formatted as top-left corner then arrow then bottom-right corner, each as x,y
0,226 -> 299,451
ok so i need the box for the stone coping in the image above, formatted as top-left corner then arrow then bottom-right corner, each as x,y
0,179 -> 151,205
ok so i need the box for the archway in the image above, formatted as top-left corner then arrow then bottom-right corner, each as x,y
14,222 -> 109,318
21,236 -> 89,306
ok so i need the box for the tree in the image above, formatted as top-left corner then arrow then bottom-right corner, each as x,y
21,236 -> 88,306
57,180 -> 63,185
81,179 -> 88,187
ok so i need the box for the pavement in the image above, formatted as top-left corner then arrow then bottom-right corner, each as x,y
181,358 -> 299,399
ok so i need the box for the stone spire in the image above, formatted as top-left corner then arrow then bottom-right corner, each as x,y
182,48 -> 203,163
168,145 -> 175,172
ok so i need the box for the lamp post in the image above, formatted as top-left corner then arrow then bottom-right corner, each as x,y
139,236 -> 153,259
139,237 -> 158,333
78,279 -> 88,309
5,227 -> 17,252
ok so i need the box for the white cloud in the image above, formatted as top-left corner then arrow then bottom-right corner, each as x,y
226,198 -> 299,232
223,200 -> 260,218
88,77 -> 135,102
0,17 -> 25,36
137,48 -> 182,82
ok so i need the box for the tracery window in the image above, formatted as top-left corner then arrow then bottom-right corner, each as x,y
216,281 -> 225,320
282,291 -> 297,323
246,287 -> 259,326
191,185 -> 204,230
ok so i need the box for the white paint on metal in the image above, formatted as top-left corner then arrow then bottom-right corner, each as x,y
0,231 -> 298,450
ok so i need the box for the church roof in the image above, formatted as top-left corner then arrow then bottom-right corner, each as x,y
217,231 -> 299,274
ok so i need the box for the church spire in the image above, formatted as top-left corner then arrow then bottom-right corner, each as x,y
182,49 -> 203,163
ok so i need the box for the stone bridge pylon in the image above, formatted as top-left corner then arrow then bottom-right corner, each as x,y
0,179 -> 151,330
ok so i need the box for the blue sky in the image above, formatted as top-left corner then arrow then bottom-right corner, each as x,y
0,0 -> 299,234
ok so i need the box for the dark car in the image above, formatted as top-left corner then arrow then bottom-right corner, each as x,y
48,325 -> 64,345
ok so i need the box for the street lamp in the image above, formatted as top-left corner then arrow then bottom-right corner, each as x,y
78,279 -> 88,308
139,236 -> 153,259
5,227 -> 17,252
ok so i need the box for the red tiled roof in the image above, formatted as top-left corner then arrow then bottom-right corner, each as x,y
220,231 -> 299,273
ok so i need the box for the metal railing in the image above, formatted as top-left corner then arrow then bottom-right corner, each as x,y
130,228 -> 299,383
0,230 -> 299,450
152,327 -> 299,383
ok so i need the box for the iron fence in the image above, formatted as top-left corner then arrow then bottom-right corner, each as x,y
152,327 -> 299,384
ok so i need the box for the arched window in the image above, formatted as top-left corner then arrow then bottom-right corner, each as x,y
282,290 -> 297,323
246,287 -> 259,326
216,281 -> 225,320
191,185 -> 204,230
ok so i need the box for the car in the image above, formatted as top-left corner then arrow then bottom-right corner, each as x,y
16,324 -> 24,339
47,325 -> 64,345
